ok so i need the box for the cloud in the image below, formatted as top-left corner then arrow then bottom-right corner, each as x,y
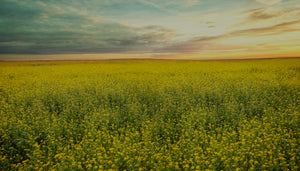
233,6 -> 300,30
136,0 -> 200,13
255,0 -> 282,5
159,19 -> 300,53
0,18 -> 179,54
230,19 -> 300,37
247,8 -> 280,20
136,0 -> 172,13
157,35 -> 226,53
0,0 -> 178,54
182,0 -> 200,7
245,7 -> 300,21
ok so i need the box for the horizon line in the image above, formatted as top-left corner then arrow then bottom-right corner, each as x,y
1,56 -> 299,62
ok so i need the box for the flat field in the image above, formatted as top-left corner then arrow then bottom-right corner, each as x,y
0,59 -> 299,170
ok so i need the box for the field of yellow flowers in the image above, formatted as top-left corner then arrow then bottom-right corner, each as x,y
0,59 -> 299,170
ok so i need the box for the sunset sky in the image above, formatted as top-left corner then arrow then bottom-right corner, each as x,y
0,0 -> 300,60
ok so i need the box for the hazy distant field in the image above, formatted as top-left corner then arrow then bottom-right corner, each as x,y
0,59 -> 299,170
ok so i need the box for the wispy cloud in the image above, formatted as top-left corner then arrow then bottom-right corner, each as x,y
184,0 -> 199,7
247,8 -> 280,20
255,0 -> 282,5
245,7 -> 300,21
158,19 -> 300,54
0,18 -> 178,54
136,0 -> 174,13
231,19 -> 300,37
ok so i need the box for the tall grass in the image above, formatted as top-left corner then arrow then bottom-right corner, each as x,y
0,59 -> 299,170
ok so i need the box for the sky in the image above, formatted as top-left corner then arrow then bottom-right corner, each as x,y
0,0 -> 300,60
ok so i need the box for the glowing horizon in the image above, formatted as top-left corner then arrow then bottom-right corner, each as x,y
0,0 -> 299,60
